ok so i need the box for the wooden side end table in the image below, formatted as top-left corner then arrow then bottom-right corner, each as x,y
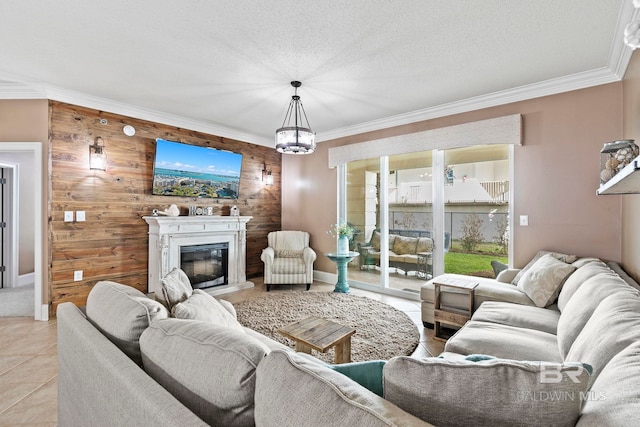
433,277 -> 479,340
278,316 -> 356,364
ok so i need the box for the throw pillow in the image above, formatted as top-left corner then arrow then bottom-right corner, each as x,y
517,254 -> 576,307
416,237 -> 433,253
161,268 -> 193,310
86,280 -> 169,366
511,250 -> 578,285
383,356 -> 590,427
392,236 -> 418,255
370,231 -> 381,251
171,289 -> 244,332
275,249 -> 302,258
329,360 -> 386,397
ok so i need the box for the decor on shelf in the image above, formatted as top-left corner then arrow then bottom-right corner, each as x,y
275,81 -> 316,155
188,205 -> 214,216
89,137 -> 107,171
624,0 -> 640,49
233,292 -> 419,363
327,222 -> 356,255
599,140 -> 639,184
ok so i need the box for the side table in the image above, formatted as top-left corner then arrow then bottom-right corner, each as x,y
278,316 -> 356,364
325,251 -> 359,293
416,252 -> 433,280
433,277 -> 479,340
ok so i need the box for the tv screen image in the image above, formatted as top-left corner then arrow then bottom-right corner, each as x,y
152,139 -> 243,199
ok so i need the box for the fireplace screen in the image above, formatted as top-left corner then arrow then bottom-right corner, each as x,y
180,242 -> 229,289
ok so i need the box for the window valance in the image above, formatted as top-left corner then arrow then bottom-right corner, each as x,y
328,114 -> 521,168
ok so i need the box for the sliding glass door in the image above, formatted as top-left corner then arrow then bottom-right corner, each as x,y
342,144 -> 511,298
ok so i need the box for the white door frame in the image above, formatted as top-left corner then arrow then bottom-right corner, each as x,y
0,162 -> 19,289
0,143 -> 45,320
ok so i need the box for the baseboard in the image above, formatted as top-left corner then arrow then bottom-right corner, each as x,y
313,270 -> 335,284
18,272 -> 35,287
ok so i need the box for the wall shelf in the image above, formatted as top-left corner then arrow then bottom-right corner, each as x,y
597,155 -> 640,195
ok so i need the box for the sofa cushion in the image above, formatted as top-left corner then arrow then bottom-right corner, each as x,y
140,318 -> 269,427
85,280 -> 169,366
471,301 -> 560,335
577,341 -> 640,426
557,272 -> 634,358
511,250 -> 578,285
392,235 -> 418,255
557,260 -> 611,312
516,254 -> 576,307
161,267 -> 193,310
254,350 -> 429,426
171,289 -> 244,332
383,356 -> 589,427
370,231 -> 397,252
444,321 -> 562,362
565,291 -> 640,385
421,274 -> 535,313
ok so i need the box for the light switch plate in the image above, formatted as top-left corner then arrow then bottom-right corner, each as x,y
76,211 -> 86,222
64,211 -> 74,222
519,215 -> 529,226
73,270 -> 83,281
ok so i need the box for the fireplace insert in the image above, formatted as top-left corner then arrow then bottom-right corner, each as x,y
180,242 -> 228,289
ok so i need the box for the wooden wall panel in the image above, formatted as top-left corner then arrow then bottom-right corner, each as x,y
49,101 -> 281,314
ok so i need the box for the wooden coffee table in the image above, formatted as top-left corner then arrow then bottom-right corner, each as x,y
278,316 -> 356,364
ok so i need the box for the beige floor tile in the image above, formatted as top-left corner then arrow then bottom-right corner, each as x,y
0,354 -> 57,384
0,377 -> 57,425
0,381 -> 45,413
0,356 -> 31,376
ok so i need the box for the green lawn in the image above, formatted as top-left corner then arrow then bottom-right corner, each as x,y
444,251 -> 508,278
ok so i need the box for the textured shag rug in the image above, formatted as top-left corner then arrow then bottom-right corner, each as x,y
234,292 -> 419,363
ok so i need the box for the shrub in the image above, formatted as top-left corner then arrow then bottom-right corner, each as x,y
460,214 -> 484,252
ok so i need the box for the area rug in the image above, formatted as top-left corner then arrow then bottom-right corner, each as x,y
234,292 -> 419,363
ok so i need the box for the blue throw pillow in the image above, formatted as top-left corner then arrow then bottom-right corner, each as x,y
464,354 -> 497,362
329,360 -> 386,396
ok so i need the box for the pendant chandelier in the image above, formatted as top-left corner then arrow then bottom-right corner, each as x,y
275,81 -> 316,154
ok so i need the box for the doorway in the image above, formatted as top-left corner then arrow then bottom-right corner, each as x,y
0,143 -> 44,320
0,164 -> 19,290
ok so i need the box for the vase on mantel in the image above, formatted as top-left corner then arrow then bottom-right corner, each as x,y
337,234 -> 349,255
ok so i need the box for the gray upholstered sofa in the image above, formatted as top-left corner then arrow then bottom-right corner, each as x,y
59,257 -> 640,426
57,280 -> 429,427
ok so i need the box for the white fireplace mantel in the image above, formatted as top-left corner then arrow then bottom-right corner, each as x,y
143,215 -> 254,298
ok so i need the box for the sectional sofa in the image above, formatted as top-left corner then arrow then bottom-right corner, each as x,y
58,254 -> 640,426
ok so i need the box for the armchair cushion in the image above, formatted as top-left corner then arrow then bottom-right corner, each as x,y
392,236 -> 418,255
272,257 -> 306,274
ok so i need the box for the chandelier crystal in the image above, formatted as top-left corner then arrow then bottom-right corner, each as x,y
275,81 -> 316,154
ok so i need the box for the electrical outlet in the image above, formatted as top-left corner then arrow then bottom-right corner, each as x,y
520,215 -> 529,226
76,211 -> 86,222
74,270 -> 83,281
64,211 -> 74,222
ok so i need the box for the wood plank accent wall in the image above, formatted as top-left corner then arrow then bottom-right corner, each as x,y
48,101 -> 281,314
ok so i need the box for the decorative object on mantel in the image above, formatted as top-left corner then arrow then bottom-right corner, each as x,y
189,206 -> 215,216
152,204 -> 180,217
599,140 -> 639,185
275,81 -> 316,155
327,222 -> 356,255
233,292 -> 419,363
230,205 -> 239,216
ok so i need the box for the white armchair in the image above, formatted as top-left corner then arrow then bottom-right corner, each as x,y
260,231 -> 316,291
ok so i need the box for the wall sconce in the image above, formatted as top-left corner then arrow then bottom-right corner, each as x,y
89,137 -> 107,171
262,163 -> 273,186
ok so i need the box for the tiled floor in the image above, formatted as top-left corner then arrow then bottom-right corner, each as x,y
0,278 -> 444,426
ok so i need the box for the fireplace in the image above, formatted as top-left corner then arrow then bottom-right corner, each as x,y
180,242 -> 229,289
144,215 -> 253,299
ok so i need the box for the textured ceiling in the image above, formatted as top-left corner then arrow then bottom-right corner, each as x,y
0,1 -> 635,147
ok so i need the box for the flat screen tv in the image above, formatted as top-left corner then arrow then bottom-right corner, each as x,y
152,139 -> 242,199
